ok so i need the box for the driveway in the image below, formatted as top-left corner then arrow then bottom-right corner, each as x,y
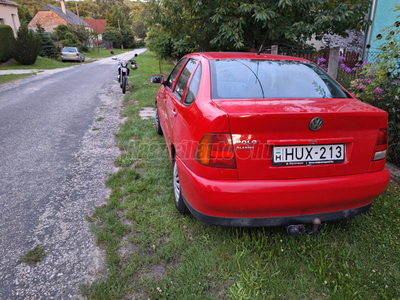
0,49 -> 146,299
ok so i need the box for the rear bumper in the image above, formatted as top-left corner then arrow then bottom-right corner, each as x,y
176,157 -> 390,227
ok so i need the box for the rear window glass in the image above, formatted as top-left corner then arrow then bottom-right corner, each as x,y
63,48 -> 77,52
210,59 -> 350,99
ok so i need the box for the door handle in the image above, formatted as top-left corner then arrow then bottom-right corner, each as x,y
171,109 -> 177,117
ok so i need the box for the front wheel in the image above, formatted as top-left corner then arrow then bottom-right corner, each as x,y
173,158 -> 189,214
122,76 -> 127,94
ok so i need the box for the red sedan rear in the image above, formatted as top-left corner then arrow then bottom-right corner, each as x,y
151,52 -> 390,227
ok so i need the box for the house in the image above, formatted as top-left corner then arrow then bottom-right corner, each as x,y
83,19 -> 106,43
27,0 -> 90,33
0,0 -> 21,37
363,0 -> 399,51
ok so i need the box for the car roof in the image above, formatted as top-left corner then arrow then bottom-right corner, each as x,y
186,52 -> 310,63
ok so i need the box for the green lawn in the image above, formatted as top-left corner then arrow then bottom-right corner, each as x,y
0,56 -> 66,70
82,50 -> 400,300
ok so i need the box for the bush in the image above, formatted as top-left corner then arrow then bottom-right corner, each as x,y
36,23 -> 59,59
0,25 -> 15,63
60,32 -> 81,48
13,25 -> 41,65
344,6 -> 400,166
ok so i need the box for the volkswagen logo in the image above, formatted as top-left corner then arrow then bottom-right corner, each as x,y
309,117 -> 323,131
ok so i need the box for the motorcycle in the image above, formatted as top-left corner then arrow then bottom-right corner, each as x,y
111,51 -> 138,94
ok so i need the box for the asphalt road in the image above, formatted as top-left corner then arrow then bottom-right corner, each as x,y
0,49 -> 146,299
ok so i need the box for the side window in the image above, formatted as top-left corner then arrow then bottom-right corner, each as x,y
165,58 -> 187,90
174,58 -> 197,100
184,63 -> 202,105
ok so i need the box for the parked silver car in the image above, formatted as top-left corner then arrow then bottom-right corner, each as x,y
61,47 -> 85,63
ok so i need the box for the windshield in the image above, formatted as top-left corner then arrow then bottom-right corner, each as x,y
210,59 -> 351,99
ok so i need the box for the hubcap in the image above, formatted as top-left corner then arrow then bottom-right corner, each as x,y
173,163 -> 180,203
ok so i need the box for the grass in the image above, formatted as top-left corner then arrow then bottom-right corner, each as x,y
0,73 -> 32,84
0,56 -> 67,70
19,246 -> 46,266
83,50 -> 400,300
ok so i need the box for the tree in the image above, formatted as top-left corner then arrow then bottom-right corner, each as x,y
60,32 -> 81,48
103,28 -> 123,48
54,24 -> 70,42
36,22 -> 59,59
13,24 -> 41,65
147,0 -> 370,59
17,5 -> 32,26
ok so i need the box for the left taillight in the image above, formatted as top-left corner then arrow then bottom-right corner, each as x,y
195,133 -> 236,169
372,129 -> 388,161
76,53 -> 79,56
60,52 -> 63,55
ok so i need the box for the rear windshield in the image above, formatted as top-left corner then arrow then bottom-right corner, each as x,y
210,59 -> 350,99
63,48 -> 77,52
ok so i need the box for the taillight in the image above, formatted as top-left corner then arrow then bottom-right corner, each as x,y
195,134 -> 236,168
60,52 -> 63,55
372,129 -> 388,161
76,53 -> 79,56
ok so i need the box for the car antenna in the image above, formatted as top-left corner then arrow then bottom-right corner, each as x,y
256,30 -> 269,56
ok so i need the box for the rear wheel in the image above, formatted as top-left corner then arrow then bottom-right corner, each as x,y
122,76 -> 127,94
155,104 -> 163,135
173,157 -> 189,214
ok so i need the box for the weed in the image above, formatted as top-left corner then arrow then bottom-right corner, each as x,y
19,245 -> 46,266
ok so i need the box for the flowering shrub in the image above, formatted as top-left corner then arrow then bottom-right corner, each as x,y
341,6 -> 400,166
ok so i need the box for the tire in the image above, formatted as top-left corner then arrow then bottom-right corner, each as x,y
155,104 -> 163,135
122,76 -> 127,94
173,158 -> 189,214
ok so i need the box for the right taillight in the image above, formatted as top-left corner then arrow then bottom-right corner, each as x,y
372,129 -> 388,161
195,133 -> 236,169
60,52 -> 63,55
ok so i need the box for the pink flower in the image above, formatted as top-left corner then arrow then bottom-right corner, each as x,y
358,84 -> 366,90
373,88 -> 384,94
351,83 -> 358,88
363,79 -> 372,84
339,56 -> 345,62
354,78 -> 362,83
317,57 -> 326,64
350,93 -> 356,97
341,63 -> 346,68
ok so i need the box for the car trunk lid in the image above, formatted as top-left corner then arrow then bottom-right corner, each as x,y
212,98 -> 387,180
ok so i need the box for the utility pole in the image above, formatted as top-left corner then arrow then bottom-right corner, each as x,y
76,2 -> 81,26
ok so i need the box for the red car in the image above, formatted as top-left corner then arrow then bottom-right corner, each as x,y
150,52 -> 390,227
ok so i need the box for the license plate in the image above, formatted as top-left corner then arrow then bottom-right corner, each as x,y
272,144 -> 345,166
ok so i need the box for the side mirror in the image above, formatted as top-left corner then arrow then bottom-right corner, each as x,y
110,51 -> 114,55
150,75 -> 164,84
